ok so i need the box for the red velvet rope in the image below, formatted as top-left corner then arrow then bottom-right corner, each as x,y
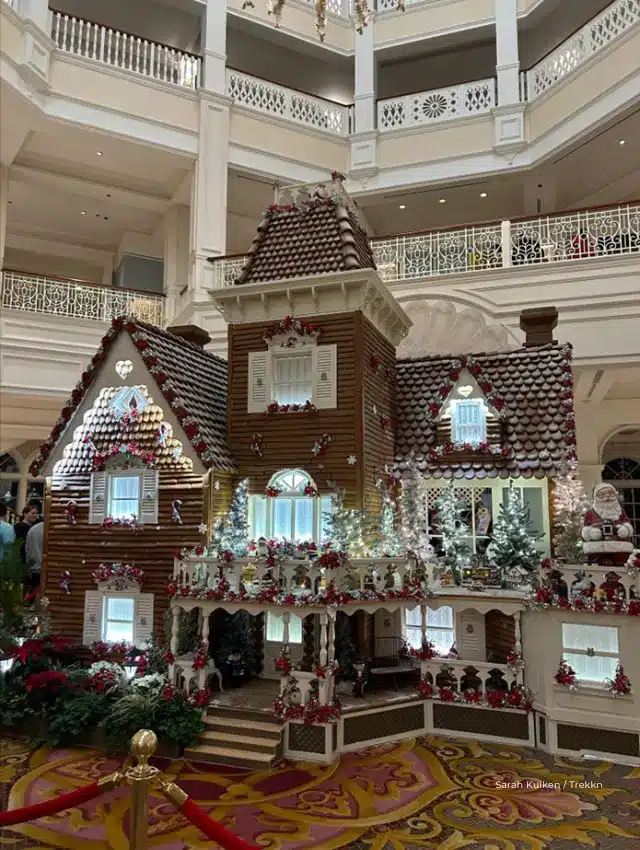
0,780 -> 103,826
180,797 -> 259,850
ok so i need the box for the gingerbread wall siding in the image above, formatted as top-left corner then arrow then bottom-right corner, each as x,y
228,314 -> 362,503
44,469 -> 205,643
361,314 -> 397,512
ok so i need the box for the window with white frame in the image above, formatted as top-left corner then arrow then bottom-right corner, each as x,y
89,465 -> 158,525
561,623 -> 619,686
247,343 -> 337,412
405,606 -> 455,655
249,469 -> 333,543
266,612 -> 303,643
108,474 -> 142,519
103,596 -> 136,643
272,351 -> 313,406
451,399 -> 486,444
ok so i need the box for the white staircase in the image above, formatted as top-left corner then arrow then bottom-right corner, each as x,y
184,707 -> 284,770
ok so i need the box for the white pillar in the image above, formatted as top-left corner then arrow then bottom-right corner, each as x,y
327,614 -> 335,665
494,0 -> 520,106
319,612 -> 328,667
420,604 -> 428,647
202,0 -> 227,95
189,94 -> 230,299
163,204 -> 190,323
0,167 -> 8,270
21,0 -> 50,33
350,13 -> 378,175
282,610 -> 291,646
354,14 -> 375,133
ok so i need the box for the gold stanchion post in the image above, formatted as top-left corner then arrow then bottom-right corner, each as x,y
127,729 -> 159,850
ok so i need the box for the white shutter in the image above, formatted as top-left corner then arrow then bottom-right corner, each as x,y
459,610 -> 485,661
135,592 -> 154,649
139,470 -> 159,525
313,344 -> 337,409
83,590 -> 103,645
89,471 -> 107,524
248,351 -> 271,412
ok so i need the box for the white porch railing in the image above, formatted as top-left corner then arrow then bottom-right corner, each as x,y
50,10 -> 201,89
527,0 -> 640,100
226,69 -> 351,136
210,202 -> 640,286
1,271 -> 165,325
421,657 -> 524,693
301,0 -> 350,15
372,203 -> 640,282
377,79 -> 496,132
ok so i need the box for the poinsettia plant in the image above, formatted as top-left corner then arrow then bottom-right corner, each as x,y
263,316 -> 324,345
555,658 -> 578,689
191,641 -> 209,671
606,663 -> 632,697
92,441 -> 156,471
274,647 -> 293,675
409,641 -> 437,661
91,563 -> 144,589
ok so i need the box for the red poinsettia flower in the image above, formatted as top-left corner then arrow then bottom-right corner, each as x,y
25,671 -> 69,692
8,639 -> 47,664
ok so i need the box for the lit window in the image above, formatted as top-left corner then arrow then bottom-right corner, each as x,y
452,400 -> 485,444
272,352 -> 313,406
266,612 -> 302,643
405,606 -> 454,654
249,470 -> 332,544
103,596 -> 135,643
561,624 -> 619,685
108,474 -> 141,519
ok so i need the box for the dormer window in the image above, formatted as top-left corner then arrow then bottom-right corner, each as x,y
451,399 -> 486,445
109,474 -> 142,519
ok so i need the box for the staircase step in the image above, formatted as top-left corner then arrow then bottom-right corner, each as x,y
199,730 -> 279,753
205,715 -> 282,737
184,744 -> 276,770
207,705 -> 282,725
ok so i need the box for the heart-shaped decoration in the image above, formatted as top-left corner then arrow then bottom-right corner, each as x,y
457,385 -> 474,398
116,360 -> 133,380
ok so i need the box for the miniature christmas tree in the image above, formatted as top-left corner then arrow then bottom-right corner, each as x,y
376,478 -> 404,557
215,478 -> 249,556
400,460 -> 433,567
491,483 -> 540,579
435,482 -> 470,585
552,465 -> 589,562
330,488 -> 378,558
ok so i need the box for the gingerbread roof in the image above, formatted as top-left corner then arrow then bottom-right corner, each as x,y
234,195 -> 376,285
31,317 -> 233,475
395,343 -> 575,479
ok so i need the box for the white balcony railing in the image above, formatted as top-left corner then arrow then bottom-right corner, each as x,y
1,271 -> 165,325
373,203 -> 640,282
226,69 -> 351,136
301,0 -> 350,15
421,657 -> 524,693
50,10 -> 201,89
210,203 -> 640,286
377,79 -> 496,131
527,0 -> 640,100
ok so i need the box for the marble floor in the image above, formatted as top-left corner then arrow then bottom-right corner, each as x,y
2,734 -> 639,850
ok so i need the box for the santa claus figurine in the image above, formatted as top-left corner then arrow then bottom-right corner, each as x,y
581,483 -> 634,566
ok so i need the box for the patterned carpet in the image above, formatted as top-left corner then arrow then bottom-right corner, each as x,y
1,734 -> 639,850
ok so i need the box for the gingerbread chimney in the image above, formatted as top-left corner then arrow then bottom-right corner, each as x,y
520,307 -> 558,347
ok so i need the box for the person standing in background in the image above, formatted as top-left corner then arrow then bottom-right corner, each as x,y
0,504 -> 16,561
25,519 -> 44,590
14,503 -> 40,563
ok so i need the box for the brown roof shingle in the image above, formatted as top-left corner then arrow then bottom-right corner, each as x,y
235,196 -> 376,285
395,343 -> 575,479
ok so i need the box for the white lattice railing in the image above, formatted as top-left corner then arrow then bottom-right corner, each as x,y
527,0 -> 640,100
226,69 -> 350,136
300,0 -> 350,15
378,79 -> 496,131
210,203 -> 640,286
50,10 -> 201,88
1,271 -> 165,325
372,203 -> 640,282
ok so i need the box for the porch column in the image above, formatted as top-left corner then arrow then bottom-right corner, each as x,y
420,604 -> 428,647
201,608 -> 210,645
327,613 -> 336,665
170,608 -> 180,656
494,0 -> 520,106
513,610 -> 522,656
319,612 -> 328,667
282,610 -> 291,646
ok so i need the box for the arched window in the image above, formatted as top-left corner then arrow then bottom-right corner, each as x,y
248,469 -> 332,544
603,457 -> 640,480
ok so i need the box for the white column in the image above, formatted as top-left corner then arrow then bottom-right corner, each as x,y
163,204 -> 190,323
354,14 -> 375,133
319,612 -> 328,667
202,0 -> 227,96
21,0 -> 50,33
282,610 -> 291,646
494,0 -> 520,106
350,13 -> 378,175
189,94 -> 230,299
327,614 -> 336,665
0,167 -> 8,271
170,608 -> 180,655
420,604 -> 428,647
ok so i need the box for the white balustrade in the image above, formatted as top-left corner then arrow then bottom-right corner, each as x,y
527,0 -> 640,100
377,79 -> 496,131
1,271 -> 165,325
50,11 -> 200,88
300,0 -> 350,15
377,0 -> 421,9
421,657 -> 524,692
371,203 -> 640,282
538,562 -> 639,600
226,69 -> 350,136
212,256 -> 245,289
